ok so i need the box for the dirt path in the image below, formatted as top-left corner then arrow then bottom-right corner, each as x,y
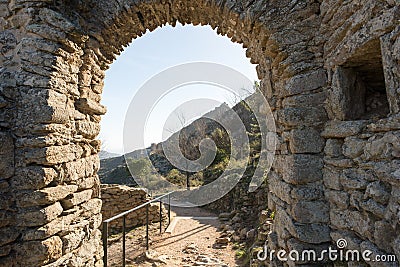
106,205 -> 241,267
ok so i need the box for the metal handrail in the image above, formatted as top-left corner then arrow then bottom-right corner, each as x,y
102,191 -> 173,267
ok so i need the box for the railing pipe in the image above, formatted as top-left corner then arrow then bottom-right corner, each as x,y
146,204 -> 149,250
168,194 -> 171,225
103,222 -> 108,267
102,191 -> 173,266
103,192 -> 173,223
122,215 -> 126,267
159,200 -> 162,234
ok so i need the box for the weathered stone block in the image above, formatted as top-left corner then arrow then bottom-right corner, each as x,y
0,132 -> 14,179
17,185 -> 78,208
328,67 -> 366,120
80,198 -> 102,218
275,154 -> 323,185
89,213 -> 102,230
283,69 -> 327,97
349,191 -> 364,210
340,169 -> 369,190
38,8 -> 77,33
289,127 -> 325,154
11,166 -> 57,190
17,202 -> 63,227
364,133 -> 400,161
330,210 -> 373,240
62,155 -> 100,182
292,223 -> 331,244
325,190 -> 349,210
374,221 -> 396,253
275,207 -> 330,244
61,230 -> 86,254
282,91 -> 327,108
0,193 -> 12,210
322,120 -> 366,138
76,120 -> 100,139
343,137 -> 366,158
23,144 -> 83,166
22,213 -> 78,241
291,201 -> 330,223
290,183 -> 324,201
0,211 -> 12,228
278,107 -> 328,127
0,95 -> 7,108
268,171 -> 292,204
0,180 -> 8,193
17,89 -> 69,125
0,245 -> 11,257
365,181 -> 391,205
0,227 -> 19,247
381,29 -> 400,114
273,208 -> 294,247
360,199 -> 386,218
324,158 -> 354,168
61,189 -> 93,209
366,115 -> 400,133
374,160 -> 400,187
16,236 -> 63,266
324,139 -> 343,158
74,229 -> 103,264
75,98 -> 106,115
323,167 -> 342,190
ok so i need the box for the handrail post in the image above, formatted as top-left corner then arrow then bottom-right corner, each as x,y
159,200 -> 162,234
103,222 -> 108,267
168,194 -> 171,226
146,204 -> 149,250
122,215 -> 126,267
102,191 -> 173,263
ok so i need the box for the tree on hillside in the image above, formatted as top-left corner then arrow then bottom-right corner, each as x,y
165,112 -> 209,190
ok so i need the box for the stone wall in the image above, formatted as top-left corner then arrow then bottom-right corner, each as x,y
266,1 -> 400,265
101,185 -> 164,231
0,0 -> 399,266
322,1 -> 400,265
322,118 -> 400,262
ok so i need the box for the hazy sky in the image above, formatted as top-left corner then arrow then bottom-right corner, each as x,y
99,22 -> 258,154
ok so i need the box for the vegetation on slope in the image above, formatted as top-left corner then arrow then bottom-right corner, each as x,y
99,93 -> 262,191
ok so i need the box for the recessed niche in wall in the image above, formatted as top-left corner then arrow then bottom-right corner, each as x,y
331,39 -> 390,120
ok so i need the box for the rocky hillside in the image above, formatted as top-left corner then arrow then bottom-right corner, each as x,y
99,97 -> 261,188
98,149 -> 147,185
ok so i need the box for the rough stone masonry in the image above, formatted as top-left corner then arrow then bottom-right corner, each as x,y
0,0 -> 399,266
101,185 -> 164,231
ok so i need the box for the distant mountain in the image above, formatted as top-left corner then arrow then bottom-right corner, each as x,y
98,149 -> 148,185
99,150 -> 121,160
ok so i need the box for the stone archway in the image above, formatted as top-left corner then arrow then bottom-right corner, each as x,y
1,0 -> 399,266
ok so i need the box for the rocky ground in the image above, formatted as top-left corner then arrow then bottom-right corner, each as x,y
105,206 -> 250,267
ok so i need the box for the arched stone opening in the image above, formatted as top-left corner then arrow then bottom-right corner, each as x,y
1,0 -> 398,266
1,0 -> 328,266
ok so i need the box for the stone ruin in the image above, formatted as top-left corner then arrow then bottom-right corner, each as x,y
0,0 -> 399,266
101,185 -> 163,231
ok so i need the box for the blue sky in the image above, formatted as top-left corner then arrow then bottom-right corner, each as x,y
99,22 -> 258,154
